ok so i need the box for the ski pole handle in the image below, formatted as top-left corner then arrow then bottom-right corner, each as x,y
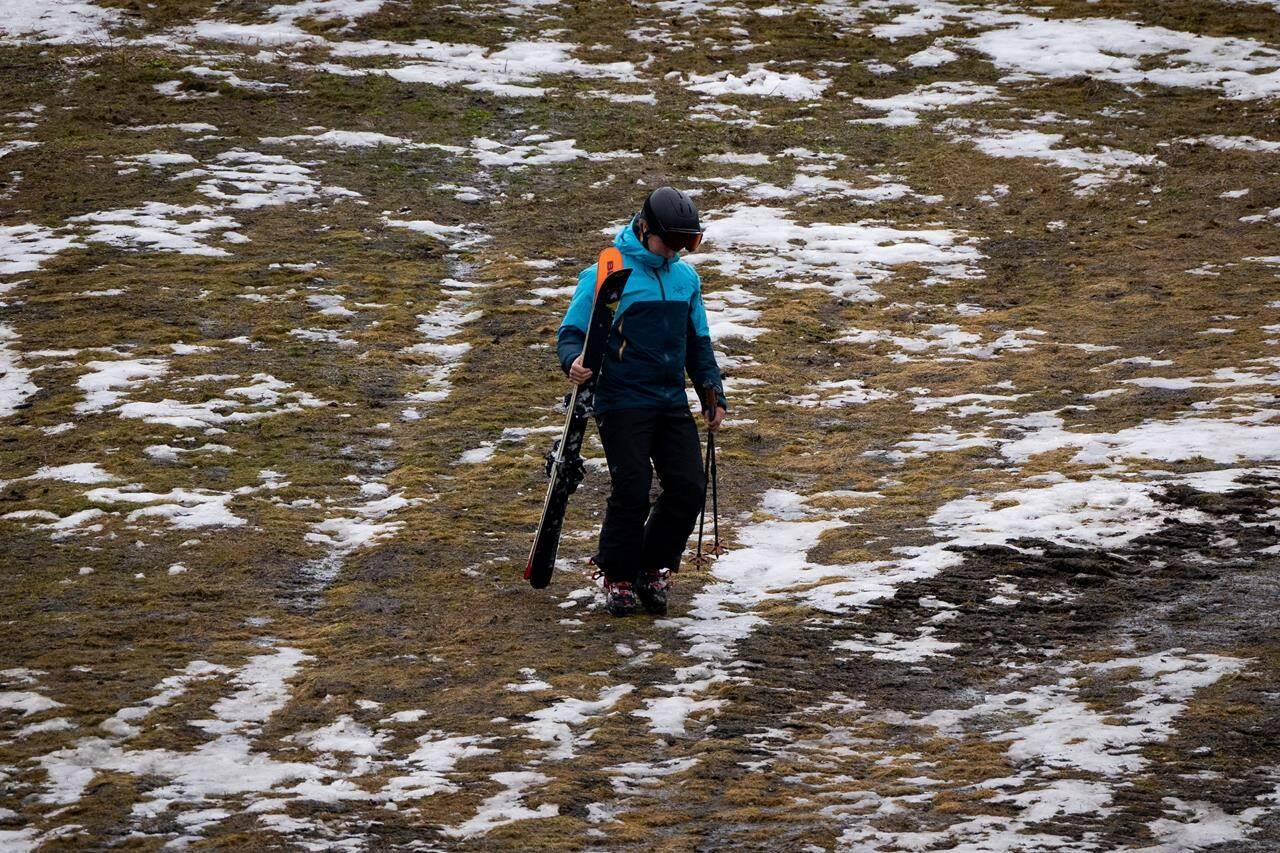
697,383 -> 723,428
697,383 -> 715,412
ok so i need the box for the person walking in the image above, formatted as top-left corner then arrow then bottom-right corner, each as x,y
556,187 -> 728,617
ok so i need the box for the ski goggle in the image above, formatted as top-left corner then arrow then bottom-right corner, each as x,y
655,227 -> 704,253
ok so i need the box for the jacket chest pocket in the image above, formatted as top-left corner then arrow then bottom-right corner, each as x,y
608,301 -> 687,382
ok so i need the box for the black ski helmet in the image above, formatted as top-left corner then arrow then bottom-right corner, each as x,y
640,186 -> 703,252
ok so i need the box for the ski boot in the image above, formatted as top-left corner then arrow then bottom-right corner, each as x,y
602,580 -> 639,617
635,569 -> 672,616
589,557 -> 638,617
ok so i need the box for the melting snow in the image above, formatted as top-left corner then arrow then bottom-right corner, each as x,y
690,204 -> 983,303
68,203 -> 240,256
441,771 -> 558,838
0,0 -> 126,45
319,39 -> 637,96
0,223 -> 81,274
684,65 -> 830,100
957,126 -> 1161,194
853,81 -> 1000,126
0,324 -> 37,417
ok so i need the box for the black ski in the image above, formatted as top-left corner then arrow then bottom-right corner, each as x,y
525,247 -> 630,589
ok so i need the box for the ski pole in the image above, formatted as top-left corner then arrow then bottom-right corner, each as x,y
708,430 -> 724,556
694,427 -> 713,569
694,383 -> 723,568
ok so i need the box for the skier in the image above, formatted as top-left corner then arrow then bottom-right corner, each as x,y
556,187 -> 728,617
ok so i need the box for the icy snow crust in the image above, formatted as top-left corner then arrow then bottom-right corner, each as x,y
1,0 -> 1279,848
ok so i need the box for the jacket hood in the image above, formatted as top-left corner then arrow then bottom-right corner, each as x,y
615,215 -> 670,270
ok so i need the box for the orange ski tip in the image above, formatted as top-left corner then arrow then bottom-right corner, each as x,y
596,246 -> 623,288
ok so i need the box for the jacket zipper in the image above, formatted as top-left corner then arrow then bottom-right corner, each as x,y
655,267 -> 667,300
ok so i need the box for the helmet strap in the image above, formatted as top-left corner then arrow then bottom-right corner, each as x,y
637,216 -> 657,252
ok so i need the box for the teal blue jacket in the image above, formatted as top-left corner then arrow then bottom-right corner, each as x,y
557,217 -> 727,414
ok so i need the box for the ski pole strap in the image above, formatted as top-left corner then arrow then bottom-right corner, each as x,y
697,382 -> 722,415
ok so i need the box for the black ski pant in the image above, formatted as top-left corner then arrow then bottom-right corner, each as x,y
594,407 -> 706,584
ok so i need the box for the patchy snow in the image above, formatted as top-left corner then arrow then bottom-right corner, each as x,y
689,204 -> 983,303
962,15 -> 1280,101
290,327 -> 357,348
836,627 -> 961,662
0,462 -> 116,488
398,276 -> 487,406
292,715 -> 387,757
926,476 -> 1214,551
632,691 -> 728,737
468,135 -> 639,170
0,140 -> 40,159
119,151 -> 200,168
920,650 -> 1249,775
708,172 -> 943,206
905,44 -> 958,68
0,324 -> 37,418
6,2 -> 1280,846
0,690 -> 64,716
910,390 -> 1026,416
383,217 -> 486,249
267,0 -> 388,28
506,668 -> 551,693
684,65 -> 830,101
458,443 -> 496,464
116,373 -> 327,428
647,490 -> 896,735
702,152 -> 772,166
127,122 -> 219,133
516,684 -> 635,761
379,732 -> 496,802
0,223 -> 81,275
174,150 -> 357,210
889,425 -> 999,461
180,19 -> 324,47
176,65 -> 289,93
0,0 -> 126,45
1195,134 -> 1280,153
1120,360 -> 1280,391
205,647 -> 313,731
75,358 -> 170,414
853,81 -> 1000,126
956,127 -> 1161,194
68,203 -> 241,256
834,320 -> 1044,356
318,39 -> 637,95
605,756 -> 701,794
783,378 -> 897,408
441,771 -> 558,838
260,128 -> 426,149
701,285 -> 765,341
37,653 -> 272,799
307,487 -> 415,554
86,486 -> 251,530
1144,796 -> 1277,850
999,409 -> 1280,467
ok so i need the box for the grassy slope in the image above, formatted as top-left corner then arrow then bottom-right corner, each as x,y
1,0 -> 1278,848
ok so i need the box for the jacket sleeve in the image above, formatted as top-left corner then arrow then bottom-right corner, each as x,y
555,265 -> 596,376
686,273 -> 728,411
